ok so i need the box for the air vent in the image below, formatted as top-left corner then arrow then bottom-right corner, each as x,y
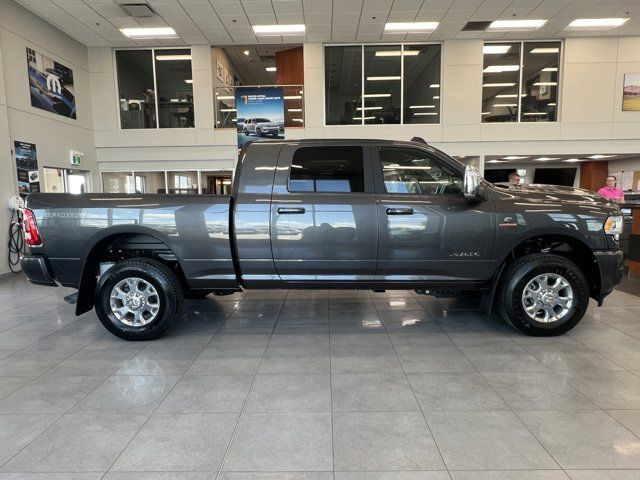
462,21 -> 492,31
119,3 -> 156,17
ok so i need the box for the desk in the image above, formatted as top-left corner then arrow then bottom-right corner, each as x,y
629,204 -> 640,278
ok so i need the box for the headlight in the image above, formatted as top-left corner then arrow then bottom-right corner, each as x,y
603,216 -> 623,236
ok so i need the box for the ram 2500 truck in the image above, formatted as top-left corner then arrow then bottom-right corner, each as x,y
21,139 -> 624,340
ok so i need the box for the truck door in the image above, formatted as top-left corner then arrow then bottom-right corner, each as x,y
270,144 -> 378,282
373,145 -> 495,282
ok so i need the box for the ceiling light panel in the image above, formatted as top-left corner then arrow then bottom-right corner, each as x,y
384,22 -> 438,32
483,45 -> 511,54
253,24 -> 305,35
483,65 -> 519,73
488,19 -> 547,31
567,18 -> 629,30
120,27 -> 177,38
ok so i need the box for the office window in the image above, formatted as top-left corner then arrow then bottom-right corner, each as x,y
403,44 -> 441,124
289,146 -> 364,193
167,171 -> 198,194
379,147 -> 462,195
134,171 -> 166,194
482,41 -> 560,123
324,44 -> 441,126
103,172 -> 134,193
325,46 -> 362,125
116,48 -> 194,129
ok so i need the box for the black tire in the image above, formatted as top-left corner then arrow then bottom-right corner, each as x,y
498,253 -> 589,336
95,259 -> 183,340
184,289 -> 213,299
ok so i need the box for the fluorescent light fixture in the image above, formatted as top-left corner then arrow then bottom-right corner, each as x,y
530,47 -> 559,54
548,103 -> 556,106
220,108 -> 236,112
288,108 -> 302,112
375,50 -> 420,57
253,24 -> 305,34
409,105 -> 436,109
542,67 -> 558,72
243,50 -> 250,56
503,156 -> 528,160
367,76 -> 401,81
356,106 -> 383,110
588,154 -> 614,159
481,111 -> 491,115
433,95 -> 440,99
496,94 -> 518,98
120,27 -> 177,38
292,118 -> 304,122
488,19 -> 547,30
564,158 -> 581,162
494,103 -> 517,107
567,18 -> 629,29
483,45 -> 511,54
429,83 -> 440,88
414,112 -> 438,116
283,95 -> 302,100
534,82 -> 557,86
354,116 -> 375,120
488,159 -> 507,163
364,93 -> 391,98
156,54 -> 191,61
483,82 -> 516,87
265,66 -> 276,72
184,79 -> 193,84
483,65 -> 519,73
384,21 -> 438,32
523,112 -> 547,116
534,157 -> 561,161
216,95 -> 234,100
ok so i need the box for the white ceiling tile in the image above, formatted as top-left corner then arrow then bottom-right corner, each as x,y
479,0 -> 511,8
59,3 -> 101,18
181,2 -> 216,15
307,33 -> 330,41
220,14 -> 250,25
387,11 -> 418,21
357,22 -> 384,33
164,15 -> 199,27
334,0 -> 363,13
362,0 -> 392,11
135,16 -> 170,26
306,24 -> 331,33
443,9 -> 476,22
273,0 -> 303,14
212,1 -> 244,15
90,3 -> 127,17
359,11 -> 388,23
241,1 -> 274,14
332,33 -> 357,41
29,3 -> 74,18
181,35 -> 209,44
275,12 -> 304,22
471,8 -> 503,20
425,0 -> 454,9
392,0 -> 422,10
333,23 -> 357,33
415,10 -> 447,21
305,12 -> 331,23
404,31 -> 433,40
149,3 -> 187,15
247,12 -> 278,23
233,35 -> 260,43
451,0 -> 484,10
302,0 -> 331,12
333,11 -> 361,23
108,16 -> 140,28
227,25 -> 255,35
356,33 -> 382,41
193,15 -> 224,27
498,7 -> 537,18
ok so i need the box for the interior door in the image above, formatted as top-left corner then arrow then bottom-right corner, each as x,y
374,146 -> 495,282
270,144 -> 378,282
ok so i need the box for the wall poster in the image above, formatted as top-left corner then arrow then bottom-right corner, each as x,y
623,73 -> 640,111
235,86 -> 285,149
14,141 -> 39,197
26,47 -> 76,119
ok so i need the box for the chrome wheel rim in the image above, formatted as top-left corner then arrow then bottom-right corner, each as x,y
110,277 -> 160,327
521,273 -> 573,324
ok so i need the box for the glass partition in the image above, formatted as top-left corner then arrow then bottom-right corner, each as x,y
521,42 -> 559,122
201,171 -> 233,195
403,44 -> 441,124
116,50 -> 156,129
134,171 -> 166,194
102,172 -> 134,193
325,45 -> 363,125
167,171 -> 198,194
154,49 -> 194,128
363,45 -> 401,124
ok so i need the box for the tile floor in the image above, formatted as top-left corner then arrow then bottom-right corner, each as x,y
0,274 -> 640,479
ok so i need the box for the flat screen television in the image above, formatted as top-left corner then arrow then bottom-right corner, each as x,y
533,168 -> 577,187
484,169 -> 516,184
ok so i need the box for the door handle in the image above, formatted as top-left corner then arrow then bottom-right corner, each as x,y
386,208 -> 414,215
278,207 -> 306,214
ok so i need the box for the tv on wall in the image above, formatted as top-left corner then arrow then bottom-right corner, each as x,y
533,168 -> 577,186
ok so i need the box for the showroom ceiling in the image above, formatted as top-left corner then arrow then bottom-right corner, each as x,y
484,153 -> 640,164
13,0 -> 640,47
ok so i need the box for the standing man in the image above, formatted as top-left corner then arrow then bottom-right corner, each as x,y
508,172 -> 521,185
597,176 -> 625,203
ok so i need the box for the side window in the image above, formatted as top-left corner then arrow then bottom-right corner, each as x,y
289,146 -> 365,193
379,147 -> 462,195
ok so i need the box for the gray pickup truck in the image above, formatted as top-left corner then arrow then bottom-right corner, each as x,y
21,139 -> 624,340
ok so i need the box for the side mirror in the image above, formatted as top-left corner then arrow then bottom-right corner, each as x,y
463,165 -> 483,201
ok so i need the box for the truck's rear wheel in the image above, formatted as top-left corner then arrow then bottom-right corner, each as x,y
498,253 -> 589,336
95,259 -> 183,340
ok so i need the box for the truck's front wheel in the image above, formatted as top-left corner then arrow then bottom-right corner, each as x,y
95,259 -> 183,340
498,253 -> 589,336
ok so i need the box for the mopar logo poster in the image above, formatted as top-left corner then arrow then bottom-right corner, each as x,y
14,141 -> 39,197
26,47 -> 76,119
235,86 -> 285,149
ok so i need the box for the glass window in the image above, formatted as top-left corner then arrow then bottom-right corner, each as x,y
379,147 -> 462,195
167,171 -> 198,194
403,45 -> 441,124
103,172 -> 134,193
154,49 -> 194,128
289,146 -> 364,193
116,50 -> 156,129
521,42 -> 559,122
363,45 -> 401,124
201,172 -> 233,194
133,171 -> 166,194
324,46 -> 362,125
43,167 -> 65,193
482,41 -> 560,123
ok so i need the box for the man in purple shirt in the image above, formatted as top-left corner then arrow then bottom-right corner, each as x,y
597,176 -> 625,203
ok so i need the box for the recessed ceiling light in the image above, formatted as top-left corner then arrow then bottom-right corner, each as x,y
483,82 -> 516,87
567,18 -> 629,30
488,19 -> 547,31
243,50 -> 250,56
291,118 -> 304,122
409,105 -> 436,109
534,82 -> 557,86
564,158 -> 582,162
120,27 -> 177,38
483,45 -> 511,54
384,22 -> 438,32
414,112 -> 438,116
220,108 -> 236,112
288,108 -> 302,112
433,95 -> 440,99
483,65 -> 519,73
356,106 -> 383,110
375,50 -> 420,57
354,116 -> 375,120
530,47 -> 559,54
216,95 -> 234,100
253,24 -> 305,34
548,103 -> 556,106
494,103 -> 518,107
283,95 -> 302,100
488,159 -> 507,163
156,54 -> 191,61
523,112 -> 547,116
496,94 -> 518,98
503,156 -> 528,160
481,111 -> 492,115
367,76 -> 401,81
184,79 -> 193,84
363,93 -> 391,98
588,154 -> 615,159
534,157 -> 561,161
429,84 -> 440,88
266,66 -> 276,72
542,67 -> 558,72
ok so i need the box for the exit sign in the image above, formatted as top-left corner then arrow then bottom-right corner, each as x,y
70,150 -> 83,166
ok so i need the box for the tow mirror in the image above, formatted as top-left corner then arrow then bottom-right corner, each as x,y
463,165 -> 483,202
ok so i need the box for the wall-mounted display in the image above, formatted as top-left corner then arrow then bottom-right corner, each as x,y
623,73 -> 640,111
236,86 -> 285,149
26,47 -> 76,119
14,141 -> 39,196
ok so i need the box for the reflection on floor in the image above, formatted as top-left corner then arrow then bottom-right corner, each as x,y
617,273 -> 640,297
1,274 -> 640,479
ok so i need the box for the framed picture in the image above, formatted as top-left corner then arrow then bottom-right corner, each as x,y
26,47 -> 76,119
623,73 -> 640,111
216,59 -> 223,81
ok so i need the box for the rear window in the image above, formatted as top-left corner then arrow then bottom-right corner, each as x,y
289,146 -> 364,193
